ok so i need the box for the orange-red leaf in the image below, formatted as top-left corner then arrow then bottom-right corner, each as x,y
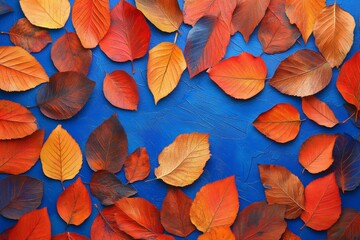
327,208 -> 360,240
51,32 -> 92,75
302,96 -> 339,127
208,52 -> 267,99
52,232 -> 88,240
0,130 -> 44,175
269,49 -> 332,97
299,134 -> 337,174
156,235 -> 176,240
72,0 -> 110,48
253,103 -> 302,143
301,173 -> 341,231
258,0 -> 300,54
0,100 -> 37,140
198,227 -> 235,240
57,178 -> 92,225
124,147 -> 150,183
281,229 -> 301,240
103,70 -> 139,110
190,176 -> 239,232
161,188 -> 195,237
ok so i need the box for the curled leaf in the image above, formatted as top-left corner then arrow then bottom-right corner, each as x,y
124,147 -> 150,183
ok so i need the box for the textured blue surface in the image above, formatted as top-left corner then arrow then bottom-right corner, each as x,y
0,0 -> 360,239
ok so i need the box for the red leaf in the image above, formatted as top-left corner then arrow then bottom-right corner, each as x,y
52,232 -> 88,240
281,229 -> 301,240
156,235 -> 176,240
327,208 -> 360,240
124,147 -> 150,183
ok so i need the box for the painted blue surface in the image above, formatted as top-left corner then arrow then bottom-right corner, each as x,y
0,0 -> 359,239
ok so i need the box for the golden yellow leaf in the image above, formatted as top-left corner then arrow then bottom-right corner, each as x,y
40,125 -> 82,182
148,42 -> 186,104
19,0 -> 70,29
154,133 -> 210,187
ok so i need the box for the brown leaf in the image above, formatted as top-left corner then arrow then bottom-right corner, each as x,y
124,147 -> 150,183
302,96 -> 339,127
327,208 -> 360,240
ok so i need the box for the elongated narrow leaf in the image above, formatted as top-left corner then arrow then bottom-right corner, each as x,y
72,0 -> 110,48
327,208 -> 360,240
0,0 -> 12,16
40,125 -> 82,182
124,147 -> 150,183
154,133 -> 210,187
198,227 -> 235,240
208,52 -> 267,99
302,96 -> 339,127
52,232 -> 88,240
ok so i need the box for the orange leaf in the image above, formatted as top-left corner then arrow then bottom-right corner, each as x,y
258,164 -> 305,219
9,18 -> 52,53
313,4 -> 355,68
8,208 -> 51,240
190,176 -> 239,232
0,100 -> 37,140
298,134 -> 337,174
285,0 -> 325,43
207,52 -> 267,99
0,130 -> 44,175
258,0 -> 300,54
57,178 -> 92,225
103,70 -> 139,110
253,103 -> 302,143
0,46 -> 48,91
124,147 -> 150,183
281,229 -> 301,240
161,188 -> 195,237
327,208 -> 360,240
72,0 -> 110,48
301,173 -> 341,231
233,201 -> 287,239
135,0 -> 182,33
52,232 -> 88,240
302,96 -> 339,127
51,33 -> 92,75
198,227 -> 235,240
115,197 -> 164,239
270,49 -> 332,97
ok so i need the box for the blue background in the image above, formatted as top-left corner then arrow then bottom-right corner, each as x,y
0,0 -> 359,239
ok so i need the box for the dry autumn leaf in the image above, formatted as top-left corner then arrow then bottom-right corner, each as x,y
281,229 -> 301,240
40,125 -> 82,182
72,0 -> 110,48
270,49 -> 332,97
148,42 -> 186,104
154,133 -> 210,187
52,232 -> 88,240
313,4 -> 355,68
253,103 -> 302,143
190,176 -> 239,232
0,46 -> 48,92
198,227 -> 235,240
207,52 -> 267,99
124,147 -> 150,183
19,0 -> 70,29
302,96 -> 339,128
327,208 -> 360,240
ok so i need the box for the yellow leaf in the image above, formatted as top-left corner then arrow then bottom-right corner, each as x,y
148,42 -> 186,104
154,133 -> 210,187
19,0 -> 70,29
40,125 -> 82,182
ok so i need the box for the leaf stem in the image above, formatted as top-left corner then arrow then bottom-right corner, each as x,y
174,31 -> 179,44
61,181 -> 65,191
26,105 -> 38,109
342,112 -> 355,124
131,60 -> 135,74
0,32 -> 9,35
145,178 -> 158,183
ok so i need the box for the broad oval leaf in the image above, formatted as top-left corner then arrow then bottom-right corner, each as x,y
19,0 -> 70,29
253,103 -> 302,143
0,130 -> 44,175
115,197 -> 164,239
258,0 -> 300,54
281,229 -> 301,240
0,46 -> 48,92
299,134 -> 337,174
51,32 -> 92,75
72,0 -> 110,48
0,0 -> 12,16
232,201 -> 287,240
86,114 -> 128,173
90,170 -> 137,206
313,4 -> 355,68
198,227 -> 235,240
161,188 -> 195,237
9,18 -> 52,53
327,208 -> 360,240
148,42 -> 186,104
103,70 -> 139,110
40,125 -> 82,182
52,232 -> 88,240
302,96 -> 339,127
154,133 -> 210,187
301,173 -> 341,231
190,176 -> 239,232
285,0 -> 326,43
208,52 -> 267,99
57,178 -> 92,225
258,164 -> 304,219
0,100 -> 37,140
124,147 -> 150,183
0,176 -> 43,220
332,134 -> 360,192
270,49 -> 332,97
36,71 -> 95,120
184,16 -> 230,78
135,0 -> 182,33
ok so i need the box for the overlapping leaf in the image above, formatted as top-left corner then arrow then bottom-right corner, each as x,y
52,232 -> 88,240
281,229 -> 301,240
327,208 -> 360,240
124,147 -> 150,183
302,96 -> 339,128
198,227 -> 235,240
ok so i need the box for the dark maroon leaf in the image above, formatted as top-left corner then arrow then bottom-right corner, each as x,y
327,208 -> 360,240
344,104 -> 360,128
